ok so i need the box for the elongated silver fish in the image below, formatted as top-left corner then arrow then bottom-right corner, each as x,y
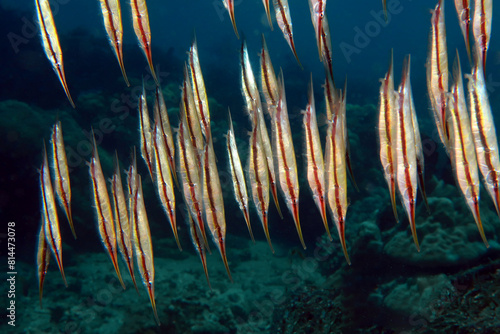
448,52 -> 487,247
139,83 -> 154,180
111,152 -> 138,291
473,0 -> 492,71
35,0 -> 75,108
227,111 -> 253,241
51,121 -> 75,238
89,133 -> 125,289
40,143 -> 67,286
189,37 -> 211,141
36,222 -> 50,308
378,50 -> 398,222
303,76 -> 330,239
273,0 -> 301,66
98,0 -> 129,86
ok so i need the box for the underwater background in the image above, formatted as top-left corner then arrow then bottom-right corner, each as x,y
1,0 -> 500,333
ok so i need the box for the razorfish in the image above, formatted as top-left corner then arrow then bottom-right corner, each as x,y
130,0 -> 158,85
131,174 -> 160,325
177,113 -> 210,250
448,52 -> 488,247
202,137 -> 232,282
260,35 -> 279,117
223,0 -> 239,38
378,50 -> 398,221
227,111 -> 253,242
138,83 -> 154,180
182,64 -> 204,162
473,0 -> 492,72
303,76 -> 330,240
325,83 -> 350,264
274,71 -> 304,249
467,62 -> 500,219
152,119 -> 180,250
187,214 -> 210,287
308,0 -> 326,60
273,0 -> 301,67
50,122 -> 75,238
324,70 -> 357,191
262,0 -> 273,30
154,85 -> 177,186
248,113 -> 273,252
409,71 -> 429,213
35,0 -> 75,108
40,143 -> 67,286
88,133 -> 125,289
396,56 -> 420,251
241,41 -> 283,219
427,0 -> 449,150
188,37 -> 211,141
454,0 -> 472,63
98,0 -> 129,86
319,14 -> 334,88
111,152 -> 138,291
36,222 -> 50,308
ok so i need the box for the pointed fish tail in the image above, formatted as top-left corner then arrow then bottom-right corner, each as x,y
55,254 -> 68,287
110,250 -> 126,289
243,208 -> 255,243
409,205 -> 420,252
126,260 -> 140,293
66,205 -> 77,239
290,39 -> 302,69
265,2 -> 273,30
116,50 -> 130,87
270,180 -> 283,219
472,203 -> 489,248
320,199 -> 332,241
59,69 -> 76,108
147,284 -> 161,325
390,181 -> 399,222
337,219 -> 351,265
292,202 -> 306,249
218,238 -> 233,283
170,214 -> 182,251
263,213 -> 275,253
145,48 -> 159,86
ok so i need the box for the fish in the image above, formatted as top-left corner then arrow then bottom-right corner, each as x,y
241,41 -> 283,219
262,0 -> 273,30
448,52 -> 488,247
248,114 -> 273,252
35,0 -> 75,108
188,37 -> 211,141
260,35 -> 279,116
111,152 -> 139,291
273,0 -> 301,67
396,56 -> 420,251
152,120 -> 180,250
50,121 -> 75,238
130,0 -> 158,85
319,14 -> 334,83
154,85 -> 177,187
177,113 -> 210,251
454,0 -> 472,63
227,111 -> 254,242
409,70 -> 429,214
383,0 -> 387,22
40,142 -> 67,286
88,132 -> 126,289
202,137 -> 232,281
427,0 -> 450,150
182,63 -> 204,162
308,0 -> 326,60
98,0 -> 129,86
273,71 -> 304,249
466,61 -> 500,220
303,75 -> 330,240
131,174 -> 160,325
325,83 -> 351,264
36,222 -> 50,308
378,50 -> 398,222
187,214 -> 210,287
138,83 -> 154,180
473,0 -> 492,71
223,0 -> 239,38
